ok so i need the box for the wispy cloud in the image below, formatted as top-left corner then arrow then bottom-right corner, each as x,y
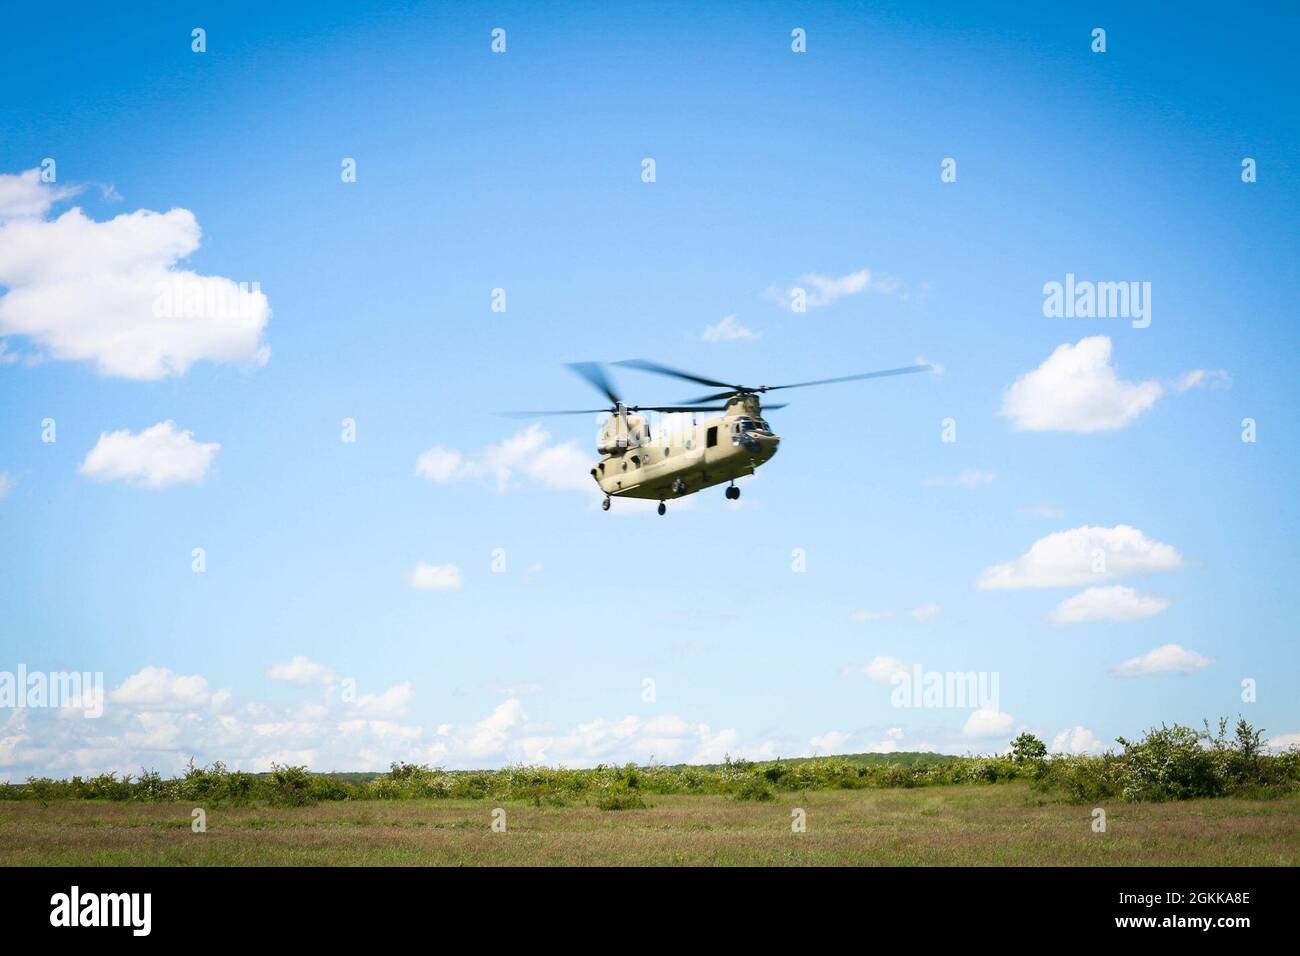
768,266 -> 904,311
924,470 -> 995,488
702,314 -> 759,342
416,424 -> 592,494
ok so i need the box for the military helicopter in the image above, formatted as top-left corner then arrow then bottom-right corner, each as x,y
506,359 -> 931,514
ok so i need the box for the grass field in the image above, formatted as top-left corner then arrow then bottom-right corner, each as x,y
4,783 -> 1298,866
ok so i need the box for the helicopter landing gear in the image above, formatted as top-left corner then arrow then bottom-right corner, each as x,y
657,501 -> 666,516
725,482 -> 740,500
601,497 -> 611,511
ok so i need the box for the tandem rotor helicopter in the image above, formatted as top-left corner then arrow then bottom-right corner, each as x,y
506,359 -> 932,515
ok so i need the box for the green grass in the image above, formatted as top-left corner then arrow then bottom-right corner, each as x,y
3,783 -> 1298,866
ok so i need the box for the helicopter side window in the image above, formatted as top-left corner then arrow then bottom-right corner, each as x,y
706,426 -> 717,448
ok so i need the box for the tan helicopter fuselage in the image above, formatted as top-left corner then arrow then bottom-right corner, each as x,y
591,395 -> 780,500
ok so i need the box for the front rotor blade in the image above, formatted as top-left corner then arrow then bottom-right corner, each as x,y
565,362 -> 620,405
765,365 -> 933,391
632,405 -> 730,413
614,359 -> 737,390
497,408 -> 611,418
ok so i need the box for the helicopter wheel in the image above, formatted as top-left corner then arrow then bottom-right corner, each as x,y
726,484 -> 740,500
602,497 -> 611,511
657,501 -> 666,516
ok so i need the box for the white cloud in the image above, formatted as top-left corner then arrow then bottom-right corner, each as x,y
924,470 -> 995,488
0,472 -> 14,498
1268,733 -> 1300,752
493,681 -> 543,697
109,667 -> 214,710
978,524 -> 1184,589
1110,643 -> 1213,678
0,168 -> 270,380
1047,585 -> 1171,625
910,602 -> 942,622
409,563 -> 462,592
999,336 -> 1162,432
1176,369 -> 1231,392
1052,726 -> 1104,754
0,657 -> 1038,780
78,421 -> 219,488
809,730 -> 851,753
350,682 -> 414,720
861,656 -> 909,684
702,314 -> 759,342
850,604 -> 941,623
268,656 -> 337,686
416,424 -> 592,493
769,267 -> 902,311
0,168 -> 78,219
963,708 -> 1015,738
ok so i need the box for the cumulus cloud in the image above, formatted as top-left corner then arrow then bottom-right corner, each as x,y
1053,726 -> 1104,754
1047,585 -> 1172,625
268,656 -> 337,686
978,524 -> 1184,589
0,658 -> 1043,780
0,472 -> 14,498
109,667 -> 215,710
0,168 -> 78,219
77,421 -> 219,488
0,168 -> 270,379
416,424 -> 592,493
999,336 -> 1162,432
702,314 -> 759,342
768,267 -> 902,311
409,563 -> 462,592
350,682 -> 414,720
963,707 -> 1015,738
1110,643 -> 1213,678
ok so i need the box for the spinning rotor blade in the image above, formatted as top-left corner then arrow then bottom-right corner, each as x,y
632,405 -> 730,414
764,364 -> 933,392
566,361 -> 621,405
677,365 -> 933,404
498,408 -> 614,418
613,359 -> 738,391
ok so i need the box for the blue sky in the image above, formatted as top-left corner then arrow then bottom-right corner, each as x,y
1,1 -> 1297,777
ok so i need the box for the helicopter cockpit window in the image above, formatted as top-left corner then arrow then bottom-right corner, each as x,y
739,419 -> 770,433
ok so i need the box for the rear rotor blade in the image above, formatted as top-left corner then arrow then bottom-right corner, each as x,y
764,364 -> 933,392
566,362 -> 620,405
614,359 -> 738,390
